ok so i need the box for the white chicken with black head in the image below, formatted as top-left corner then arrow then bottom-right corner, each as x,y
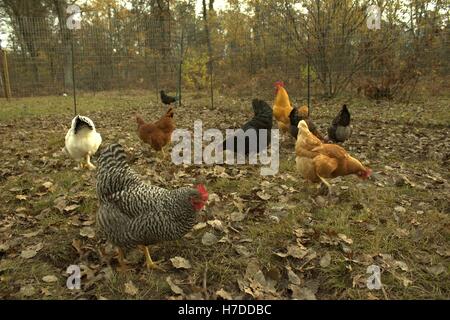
63,115 -> 102,170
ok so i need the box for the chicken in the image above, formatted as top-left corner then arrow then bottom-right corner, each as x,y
63,115 -> 102,170
136,107 -> 175,157
222,98 -> 273,155
273,81 -> 293,134
295,120 -> 371,194
160,90 -> 178,105
289,105 -> 323,141
327,104 -> 352,143
96,143 -> 209,271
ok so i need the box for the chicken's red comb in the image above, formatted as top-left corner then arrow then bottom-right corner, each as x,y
274,81 -> 285,87
196,184 -> 209,201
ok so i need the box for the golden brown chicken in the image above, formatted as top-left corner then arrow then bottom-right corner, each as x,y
273,81 -> 293,134
295,120 -> 371,193
136,107 -> 175,157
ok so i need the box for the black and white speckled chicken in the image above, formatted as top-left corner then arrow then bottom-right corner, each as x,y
96,144 -> 208,271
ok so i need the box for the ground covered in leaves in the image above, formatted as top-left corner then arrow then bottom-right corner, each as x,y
0,91 -> 449,300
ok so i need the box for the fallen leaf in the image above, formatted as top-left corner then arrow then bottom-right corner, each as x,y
233,200 -> 245,213
41,287 -> 52,297
16,195 -> 27,201
293,228 -> 305,238
207,219 -> 224,231
394,206 -> 406,214
287,245 -> 308,259
269,215 -> 280,223
64,204 -> 80,213
289,285 -> 316,300
234,245 -> 251,257
20,285 -> 36,297
394,260 -> 409,272
367,292 -> 379,300
22,230 -> 41,238
124,281 -> 139,296
79,227 -> 95,239
42,181 -> 53,189
0,243 -> 10,252
341,243 -> 352,254
320,253 -> 332,268
286,267 -> 301,285
427,264 -> 446,276
230,211 -> 245,222
202,232 -> 218,246
256,191 -> 271,200
253,270 -> 267,287
170,257 -> 192,269
436,248 -> 450,257
192,222 -> 207,231
166,277 -> 184,295
337,233 -> 353,245
245,260 -> 261,279
216,288 -> 233,300
42,275 -> 58,283
20,243 -> 43,259
71,239 -> 83,255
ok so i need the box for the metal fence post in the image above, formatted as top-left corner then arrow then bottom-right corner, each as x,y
0,45 -> 12,100
177,28 -> 184,108
307,34 -> 311,116
71,31 -> 77,115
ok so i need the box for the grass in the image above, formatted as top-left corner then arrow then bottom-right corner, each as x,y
0,90 -> 449,300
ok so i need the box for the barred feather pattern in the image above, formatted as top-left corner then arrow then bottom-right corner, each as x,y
96,144 -> 200,249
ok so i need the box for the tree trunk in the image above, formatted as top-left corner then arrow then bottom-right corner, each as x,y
202,0 -> 214,109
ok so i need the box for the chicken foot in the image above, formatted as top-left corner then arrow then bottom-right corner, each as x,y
317,175 -> 333,196
117,247 -> 131,272
85,154 -> 96,170
139,245 -> 165,271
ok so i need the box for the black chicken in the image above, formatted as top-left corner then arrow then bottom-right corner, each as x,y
222,99 -> 273,155
327,104 -> 352,143
289,107 -> 323,141
160,90 -> 178,105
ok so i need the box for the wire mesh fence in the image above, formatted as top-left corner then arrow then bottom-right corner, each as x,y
0,12 -> 449,104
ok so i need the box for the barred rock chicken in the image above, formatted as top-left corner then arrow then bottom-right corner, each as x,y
63,115 -> 102,170
273,81 -> 293,134
222,98 -> 273,155
327,104 -> 352,143
295,120 -> 371,194
96,144 -> 209,271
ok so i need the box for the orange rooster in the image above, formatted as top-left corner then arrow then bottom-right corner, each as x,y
295,120 -> 371,193
273,81 -> 294,134
136,107 -> 175,157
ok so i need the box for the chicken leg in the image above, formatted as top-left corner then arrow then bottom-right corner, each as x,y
139,245 -> 165,271
317,175 -> 333,196
85,154 -> 96,170
117,247 -> 130,272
